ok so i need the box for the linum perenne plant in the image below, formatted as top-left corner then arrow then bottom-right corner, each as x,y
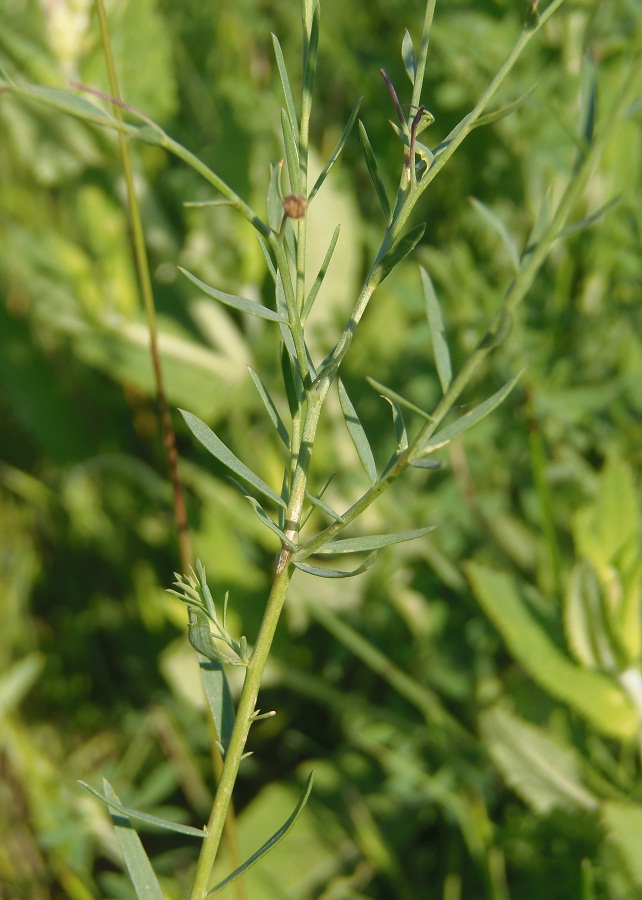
3,0 -> 623,893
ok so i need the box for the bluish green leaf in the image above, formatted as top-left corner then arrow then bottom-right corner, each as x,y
415,369 -> 524,457
421,266 -> 452,393
188,607 -> 245,666
472,85 -> 538,130
309,98 -> 362,203
281,108 -> 301,195
314,526 -> 435,555
559,195 -> 620,238
180,409 -> 286,508
305,491 -> 345,523
374,223 -> 426,284
366,376 -> 432,421
469,197 -> 520,272
208,772 -> 315,895
230,480 -> 296,549
303,225 -> 340,321
79,780 -> 205,839
401,29 -> 417,84
384,396 -> 408,451
275,273 -> 298,364
338,380 -> 377,485
358,120 -> 391,222
302,2 -> 320,112
179,267 -> 286,323
272,34 -> 299,140
248,367 -> 289,446
102,780 -> 165,900
267,161 -> 285,233
199,658 -> 235,755
257,236 -> 277,282
294,553 -> 378,578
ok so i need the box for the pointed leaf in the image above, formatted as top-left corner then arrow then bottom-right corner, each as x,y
384,396 -> 408,451
230,480 -> 296,549
294,553 -> 378,578
179,268 -> 286,323
267,161 -> 285,233
272,34 -> 299,140
578,51 -> 597,157
248,367 -> 289,446
303,225 -> 340,321
415,369 -> 524,457
180,409 -> 286,508
281,108 -> 301,195
358,120 -> 391,222
480,707 -> 598,814
275,272 -> 299,364
559,195 -> 620,238
305,491 -> 345,524
309,98 -> 362,203
281,344 -> 303,418
374,223 -> 426,284
338,380 -> 377,485
257,236 -> 277,282
471,84 -> 538,130
366,376 -> 432,421
103,780 -> 165,900
314,525 -> 435,555
302,1 -> 320,113
199,658 -> 236,755
421,266 -> 453,392
469,197 -> 520,272
401,29 -> 417,84
80,781 -> 205,838
465,563 -> 639,739
208,772 -> 315,895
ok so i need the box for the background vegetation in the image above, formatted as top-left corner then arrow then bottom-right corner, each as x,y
1,0 -> 641,897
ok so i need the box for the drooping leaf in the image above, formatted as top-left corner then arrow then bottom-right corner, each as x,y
309,98 -> 362,203
248,367 -> 289,446
179,268 -> 286,323
303,225 -> 340,321
102,780 -> 166,900
401,29 -> 417,84
414,369 -> 524,457
465,563 -> 639,739
480,707 -> 598,814
79,780 -> 205,839
420,266 -> 452,393
358,120 -> 391,222
338,380 -> 377,486
374,223 -> 426,285
366,376 -> 432,421
469,197 -> 520,272
294,553 -> 378,578
272,34 -> 299,140
180,409 -> 286,508
312,526 -> 435,556
208,772 -> 315,895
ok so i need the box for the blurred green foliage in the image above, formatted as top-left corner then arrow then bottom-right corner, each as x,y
1,0 -> 642,897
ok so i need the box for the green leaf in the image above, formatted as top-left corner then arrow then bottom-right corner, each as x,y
14,83 -> 118,128
272,34 -> 299,141
401,29 -> 417,84
179,267 -> 286,323
267,161 -> 285,233
366,376 -> 432,422
275,272 -> 299,365
80,780 -> 205,839
0,653 -> 45,718
578,51 -> 598,161
180,409 -> 286,508
309,98 -> 362,203
199,658 -> 235,756
469,197 -> 520,272
281,108 -> 301,195
414,369 -> 524,457
564,561 -> 621,670
305,491 -> 345,524
257,236 -> 277,282
471,85 -> 538,130
374,223 -> 426,285
302,1 -> 320,113
248,368 -> 289,446
208,772 -> 315,895
358,120 -> 391,222
314,526 -> 435,555
601,801 -> 642,888
420,266 -> 452,393
338,380 -> 377,486
559,195 -> 620,238
102,780 -> 165,900
384,396 -> 408,451
480,707 -> 598,814
465,563 -> 639,739
294,553 -> 378,578
303,225 -> 341,321
230,480 -> 296,549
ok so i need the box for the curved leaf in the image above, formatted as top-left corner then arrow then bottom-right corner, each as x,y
313,525 -> 435,555
179,268 -> 286,323
294,553 -> 378,578
80,780 -> 205,839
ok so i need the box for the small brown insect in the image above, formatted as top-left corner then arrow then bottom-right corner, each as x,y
282,194 -> 308,220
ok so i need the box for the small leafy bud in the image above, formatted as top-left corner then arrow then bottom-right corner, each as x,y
283,193 -> 308,219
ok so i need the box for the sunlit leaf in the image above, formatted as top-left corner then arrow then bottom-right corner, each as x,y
366,376 -> 432,421
338,379 -> 377,485
305,491 -> 345,523
199,658 -> 235,755
179,268 -> 286,323
281,108 -> 301,195
401,29 -> 417,84
248,367 -> 289,446
303,225 -> 340,321
79,780 -> 205,838
294,553 -> 378,578
313,526 -> 435,555
267,161 -> 285,233
272,34 -> 299,140
309,98 -> 362,203
358,120 -> 391,222
374,223 -> 426,284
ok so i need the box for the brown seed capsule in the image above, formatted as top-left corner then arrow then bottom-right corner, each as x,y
282,194 -> 308,219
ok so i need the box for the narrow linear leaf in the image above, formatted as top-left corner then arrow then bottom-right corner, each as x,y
199,658 -> 236,756
338,380 -> 377,485
281,343 -> 303,419
366,376 -> 433,422
248,367 -> 289,446
401,29 -> 417,84
469,197 -> 520,272
416,369 -> 524,457
374,223 -> 426,284
281,108 -> 301,195
301,473 -> 338,527
358,120 -> 391,222
229,480 -> 296,549
102,780 -> 165,900
303,225 -> 340,321
559,195 -> 620,238
409,458 -> 442,470
302,1 -> 320,110
294,553 -> 378,578
275,272 -> 299,364
314,526 -> 435,556
80,781 -> 205,839
579,51 -> 598,156
272,34 -> 299,139
267,161 -> 285,233
309,98 -> 363,203
257,236 -> 277,282
208,772 -> 315,895
471,84 -> 538,130
16,83 -> 117,127
305,491 -> 345,523
384,396 -> 408,452
421,266 -> 452,393
179,267 -> 286,323
180,409 -> 286,508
